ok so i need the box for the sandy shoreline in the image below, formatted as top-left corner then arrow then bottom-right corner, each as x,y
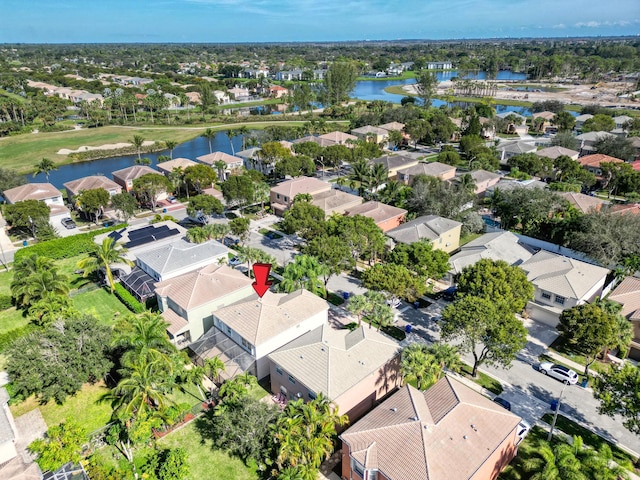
57,140 -> 155,155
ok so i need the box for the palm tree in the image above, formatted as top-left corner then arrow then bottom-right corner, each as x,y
278,255 -> 328,298
202,128 -> 216,154
428,344 -> 462,378
226,129 -> 239,156
164,140 -> 178,159
77,237 -> 134,293
131,134 -> 145,160
180,365 -> 207,401
401,344 -> 439,390
346,294 -> 370,327
378,180 -> 403,204
368,301 -> 394,332
114,311 -> 176,365
523,436 -> 590,480
214,160 -> 227,181
203,223 -> 230,241
11,266 -> 70,309
368,163 -> 388,199
238,125 -> 249,150
185,226 -> 208,244
204,356 -> 226,387
27,292 -> 78,327
33,158 -> 57,182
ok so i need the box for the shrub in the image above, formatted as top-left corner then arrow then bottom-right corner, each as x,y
113,284 -> 145,313
0,323 -> 38,353
13,224 -> 125,262
0,294 -> 13,310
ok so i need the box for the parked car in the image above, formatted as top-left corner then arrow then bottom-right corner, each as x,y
516,420 -> 531,445
167,195 -> 177,203
228,256 -> 242,266
440,286 -> 458,301
61,217 -> 77,229
386,297 -> 401,308
493,397 -> 512,411
538,362 -> 579,385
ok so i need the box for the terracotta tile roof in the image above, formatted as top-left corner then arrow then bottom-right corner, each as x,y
520,250 -> 609,300
155,264 -> 253,311
533,111 -> 556,120
269,324 -> 400,400
578,154 -> 624,167
270,177 -> 332,198
112,165 -> 158,182
3,183 -> 61,203
610,203 -> 640,215
319,131 -> 357,144
345,201 -> 407,225
196,151 -> 243,166
398,161 -> 455,178
311,190 -> 362,213
608,276 -> 640,321
214,290 -> 328,345
292,135 -> 337,147
351,125 -> 389,136
378,122 -> 405,131
64,175 -> 121,195
156,158 -> 198,174
162,308 -> 189,336
559,192 -> 609,213
340,378 -> 522,480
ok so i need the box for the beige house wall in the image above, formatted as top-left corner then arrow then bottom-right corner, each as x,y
470,431 -> 518,480
431,224 -> 462,253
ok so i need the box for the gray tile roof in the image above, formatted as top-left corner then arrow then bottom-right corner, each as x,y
136,238 -> 228,278
387,215 -> 462,245
397,161 -> 455,178
449,231 -> 534,275
269,324 -> 400,400
370,155 -> 417,171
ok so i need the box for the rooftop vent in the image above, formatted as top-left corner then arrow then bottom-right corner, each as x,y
463,435 -> 468,440
390,407 -> 397,412
410,416 -> 418,421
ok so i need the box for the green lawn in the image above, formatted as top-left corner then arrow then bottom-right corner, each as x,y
540,413 -> 637,468
71,288 -> 130,325
158,422 -> 258,480
10,382 -> 112,435
461,365 -> 504,395
0,307 -> 29,335
0,268 -> 12,296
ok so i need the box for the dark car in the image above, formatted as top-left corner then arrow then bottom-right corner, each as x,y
441,286 -> 458,301
61,217 -> 77,229
493,397 -> 512,411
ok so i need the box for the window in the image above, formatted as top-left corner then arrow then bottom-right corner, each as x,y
276,194 -> 280,199
351,458 -> 365,477
276,366 -> 283,375
308,391 -> 316,400
241,337 -> 251,351
554,295 -> 566,305
284,196 -> 289,203
541,291 -> 551,300
288,375 -> 296,385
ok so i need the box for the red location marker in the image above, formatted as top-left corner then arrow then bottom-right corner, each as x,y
252,263 -> 272,298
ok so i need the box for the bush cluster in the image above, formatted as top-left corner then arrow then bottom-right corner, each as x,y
0,324 -> 37,353
0,294 -> 13,310
113,284 -> 145,314
13,224 -> 124,262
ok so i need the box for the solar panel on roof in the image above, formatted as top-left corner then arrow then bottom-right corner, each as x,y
127,225 -> 155,240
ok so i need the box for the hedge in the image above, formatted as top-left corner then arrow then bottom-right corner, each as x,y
113,284 -> 146,314
0,323 -> 38,353
13,224 -> 126,262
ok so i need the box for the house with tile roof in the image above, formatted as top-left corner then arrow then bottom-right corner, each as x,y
558,192 -> 609,214
135,238 -> 229,282
577,153 -> 624,177
520,250 -> 610,327
190,290 -> 328,379
154,264 -> 254,347
311,190 -> 363,217
340,377 -> 524,480
607,276 -> 640,360
112,165 -> 160,192
387,215 -> 462,253
496,141 -> 537,164
448,231 -> 534,284
345,201 -> 407,232
378,121 -> 405,132
351,125 -> 389,144
319,131 -> 358,146
369,155 -> 419,179
575,113 -> 593,130
270,177 -> 332,216
269,323 -> 401,422
397,161 -> 456,185
156,158 -> 198,176
292,135 -> 337,148
575,131 -> 615,155
535,146 -> 580,161
64,175 -> 122,201
610,203 -> 640,216
466,169 -> 502,196
195,151 -> 243,180
2,183 -> 70,224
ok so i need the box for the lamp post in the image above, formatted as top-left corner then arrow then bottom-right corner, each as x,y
547,382 -> 568,441
318,156 -> 325,179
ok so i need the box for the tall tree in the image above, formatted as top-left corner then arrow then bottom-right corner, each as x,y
4,199 -> 50,239
361,263 -> 426,303
133,173 -> 172,212
111,192 -> 138,223
278,254 -> 329,298
415,70 -> 438,108
221,174 -> 254,209
201,128 -> 216,154
229,216 -> 251,245
323,62 -> 358,105
186,194 -> 224,217
77,237 -> 134,294
11,254 -> 69,309
305,234 -> 355,287
76,187 -> 110,224
33,158 -> 57,182
440,295 -> 527,377
164,140 -> 178,159
131,134 -> 145,160
592,363 -> 640,435
183,164 -> 216,195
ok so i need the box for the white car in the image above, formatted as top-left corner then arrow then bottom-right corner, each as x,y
539,362 -> 579,385
386,297 -> 401,308
228,256 -> 242,266
515,420 -> 531,445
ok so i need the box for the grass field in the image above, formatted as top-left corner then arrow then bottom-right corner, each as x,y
71,287 -> 130,325
0,307 -> 29,335
10,382 -> 112,434
159,422 -> 259,480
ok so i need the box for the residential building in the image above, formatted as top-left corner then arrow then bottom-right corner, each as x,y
228,86 -> 250,101
558,192 -> 609,213
486,179 -> 547,197
156,158 -> 198,176
378,121 -> 405,132
607,276 -> 640,360
387,215 -> 462,253
448,231 -> 534,284
311,189 -> 363,217
135,238 -> 229,282
369,155 -> 419,179
340,377 -> 524,480
154,264 -> 254,347
190,290 -> 329,379
269,323 -> 401,422
292,135 -> 337,148
275,69 -> 303,81
269,85 -> 289,98
351,125 -> 389,144
196,151 -> 243,179
397,161 -> 456,184
236,147 -> 266,174
426,61 -> 453,69
112,165 -> 159,192
578,153 -> 624,177
521,250 -> 610,326
575,113 -> 593,130
345,201 -> 407,232
496,141 -> 537,164
576,131 -> 615,155
610,203 -> 640,216
319,131 -> 358,146
202,187 -> 225,203
613,115 -> 633,130
64,175 -> 122,202
535,146 -> 580,161
3,183 -> 67,221
270,177 -> 332,216
466,170 -> 502,196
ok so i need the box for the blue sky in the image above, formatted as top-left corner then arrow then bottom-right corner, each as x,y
1,0 -> 638,43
